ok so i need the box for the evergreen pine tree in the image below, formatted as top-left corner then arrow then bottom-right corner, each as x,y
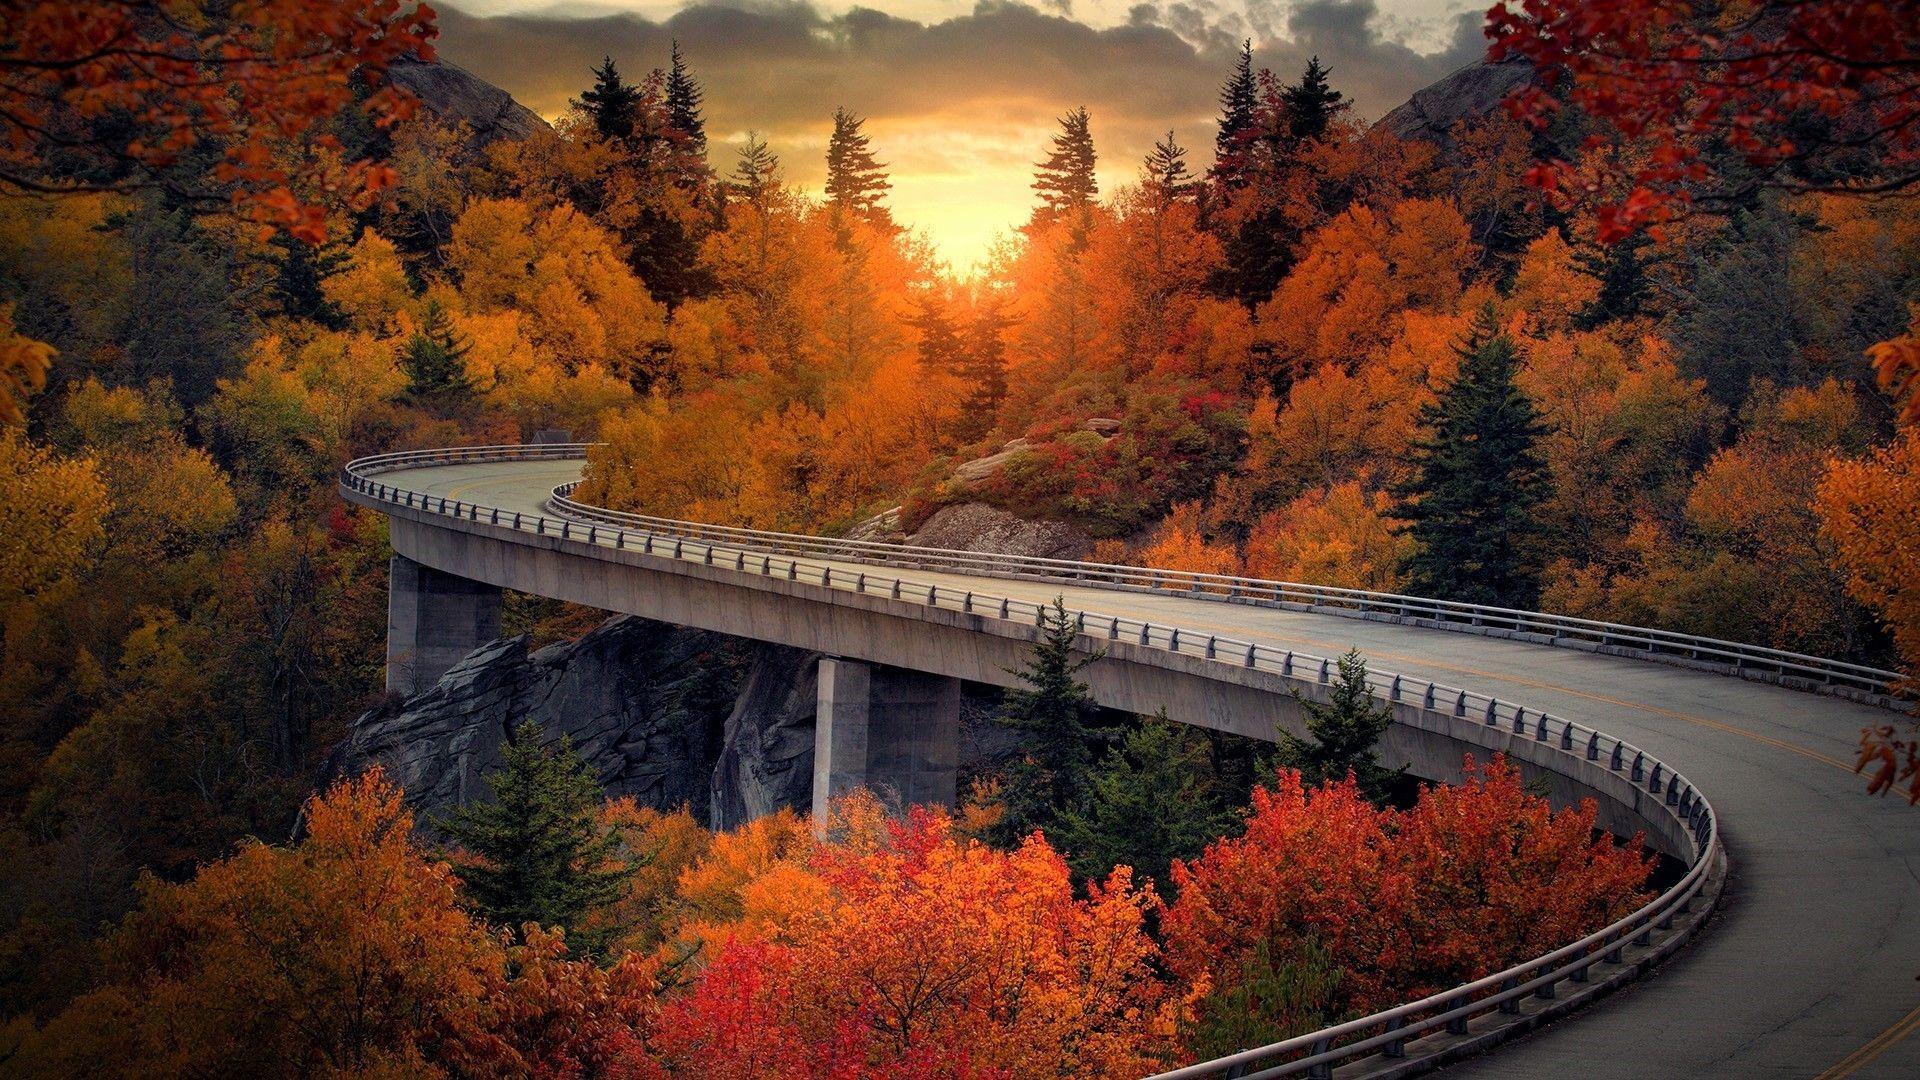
1212,40 -> 1258,189
1054,710 -> 1234,898
1281,56 -> 1347,143
986,599 -> 1109,847
824,107 -> 893,234
664,39 -> 707,156
438,721 -> 635,954
1182,938 -> 1345,1062
577,56 -> 642,144
1572,230 -> 1660,328
729,134 -> 781,203
1030,106 -> 1099,234
400,299 -> 474,404
1142,130 -> 1196,207
908,291 -> 965,380
1392,307 -> 1550,608
1267,648 -> 1406,806
960,297 -> 1012,439
269,234 -> 347,328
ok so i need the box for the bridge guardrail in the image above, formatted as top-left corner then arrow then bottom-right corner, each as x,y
343,443 -> 1727,1079
343,443 -> 1904,701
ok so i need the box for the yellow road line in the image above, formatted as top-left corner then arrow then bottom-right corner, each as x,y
1813,999 -> 1920,1079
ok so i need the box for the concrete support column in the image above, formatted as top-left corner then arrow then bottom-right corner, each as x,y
386,554 -> 503,695
812,658 -> 960,828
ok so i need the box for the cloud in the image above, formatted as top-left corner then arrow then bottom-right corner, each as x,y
431,1 -> 1488,267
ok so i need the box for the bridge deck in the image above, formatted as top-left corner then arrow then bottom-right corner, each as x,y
375,458 -> 1920,1079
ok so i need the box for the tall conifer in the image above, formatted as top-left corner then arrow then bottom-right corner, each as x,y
1143,130 -> 1197,206
577,57 -> 641,144
664,40 -> 707,155
1281,56 -> 1346,143
1393,308 -> 1550,608
1031,106 -> 1099,234
1212,40 -> 1258,189
438,722 -> 634,954
824,107 -> 893,233
987,599 -> 1109,846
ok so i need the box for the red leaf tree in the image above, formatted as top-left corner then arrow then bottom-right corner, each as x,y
0,1 -> 439,242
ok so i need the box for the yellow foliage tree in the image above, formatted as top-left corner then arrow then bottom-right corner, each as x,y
1243,480 -> 1412,592
0,304 -> 54,426
322,231 -> 414,336
448,198 -> 669,387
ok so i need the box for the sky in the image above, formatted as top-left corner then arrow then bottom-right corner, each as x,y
434,1 -> 1491,271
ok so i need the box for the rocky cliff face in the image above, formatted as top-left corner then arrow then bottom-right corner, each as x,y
708,644 -> 820,831
1374,57 -> 1536,145
387,56 -> 547,144
339,614 -> 1024,830
339,616 -> 746,823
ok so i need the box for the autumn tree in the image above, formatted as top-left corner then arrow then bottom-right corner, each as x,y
650,799 -> 1179,1078
0,303 -> 54,425
1270,649 -> 1405,806
1031,107 -> 1100,237
1817,431 -> 1920,800
1490,0 -> 1920,242
0,2 -> 437,242
986,599 -> 1110,847
1164,757 -> 1649,1022
1488,0 -> 1920,407
1394,310 -> 1550,608
439,722 -> 636,954
13,770 -> 503,1078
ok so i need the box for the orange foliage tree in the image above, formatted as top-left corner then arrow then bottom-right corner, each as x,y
0,1 -> 438,242
649,799 -> 1183,1079
13,768 -> 663,1079
1490,0 -> 1920,423
1164,758 -> 1649,1023
1818,431 -> 1920,799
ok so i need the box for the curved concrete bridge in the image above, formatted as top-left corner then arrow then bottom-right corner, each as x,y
344,447 -> 1920,1080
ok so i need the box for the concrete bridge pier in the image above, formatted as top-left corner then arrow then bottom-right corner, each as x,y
386,554 -> 503,695
812,657 -> 961,827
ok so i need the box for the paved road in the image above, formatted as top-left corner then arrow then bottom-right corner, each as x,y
378,458 -> 1920,1079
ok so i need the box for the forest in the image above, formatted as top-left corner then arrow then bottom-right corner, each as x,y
0,0 -> 1917,1076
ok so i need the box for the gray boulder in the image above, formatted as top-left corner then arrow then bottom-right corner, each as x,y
906,502 -> 1092,561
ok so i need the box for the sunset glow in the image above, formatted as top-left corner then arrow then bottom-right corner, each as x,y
438,0 -> 1483,270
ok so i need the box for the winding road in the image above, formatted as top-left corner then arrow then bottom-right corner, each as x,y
363,454 -> 1920,1079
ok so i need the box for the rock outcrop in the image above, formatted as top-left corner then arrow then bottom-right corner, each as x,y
1374,57 -> 1536,146
387,56 -> 547,144
339,616 -> 743,823
708,644 -> 821,830
905,503 -> 1092,561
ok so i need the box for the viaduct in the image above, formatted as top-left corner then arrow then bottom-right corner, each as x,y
345,444 -> 1920,1080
